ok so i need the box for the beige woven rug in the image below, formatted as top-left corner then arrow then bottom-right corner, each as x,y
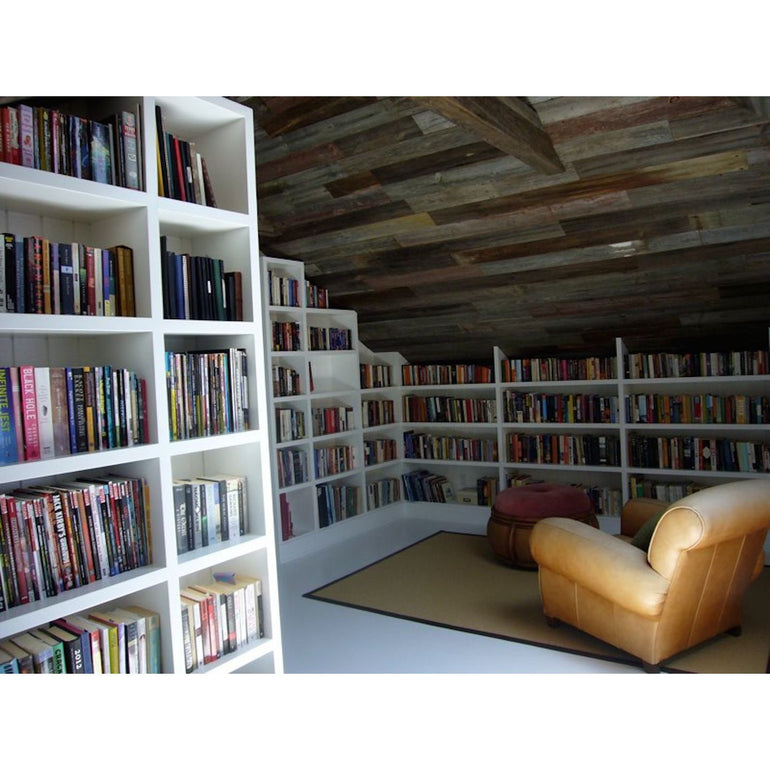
305,531 -> 770,673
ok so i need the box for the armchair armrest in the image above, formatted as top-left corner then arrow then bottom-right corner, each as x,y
620,497 -> 669,538
530,517 -> 670,618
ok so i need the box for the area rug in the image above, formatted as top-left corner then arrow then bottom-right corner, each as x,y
305,531 -> 770,673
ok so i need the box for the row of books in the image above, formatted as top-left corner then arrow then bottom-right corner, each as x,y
306,281 -> 329,309
312,405 -> 354,436
503,392 -> 619,424
272,320 -> 302,351
272,364 -> 302,398
172,474 -> 247,555
165,347 -> 249,440
506,433 -> 622,467
628,477 -> 705,503
0,604 -> 160,673
582,485 -> 623,517
0,102 -> 142,190
402,395 -> 498,424
0,364 -> 148,466
160,237 -> 243,321
317,483 -> 359,528
0,474 -> 151,611
267,269 -> 301,307
2,233 -> 136,317
364,437 -> 398,466
180,573 -> 264,673
625,393 -> 770,425
401,363 -> 493,386
360,363 -> 394,389
501,355 -> 617,383
366,477 -> 401,510
626,349 -> 769,379
362,398 -> 395,428
314,444 -> 357,478
456,476 -> 500,506
403,430 -> 499,463
275,406 -> 306,443
627,435 -> 770,473
401,469 -> 456,503
277,447 -> 308,488
155,106 -> 216,207
308,326 -> 352,351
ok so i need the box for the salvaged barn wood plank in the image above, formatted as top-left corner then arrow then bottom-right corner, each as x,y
252,96 -> 770,362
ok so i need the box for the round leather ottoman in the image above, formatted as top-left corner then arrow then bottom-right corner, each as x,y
487,483 -> 598,569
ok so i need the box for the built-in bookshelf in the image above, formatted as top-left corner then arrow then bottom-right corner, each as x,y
261,256 -> 770,562
261,256 -> 406,559
0,97 -> 282,674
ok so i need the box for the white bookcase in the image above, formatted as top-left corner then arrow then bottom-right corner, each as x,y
0,96 -> 282,673
262,255 -> 406,561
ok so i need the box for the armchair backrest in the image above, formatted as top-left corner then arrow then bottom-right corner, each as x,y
649,479 -> 770,581
647,479 -> 770,653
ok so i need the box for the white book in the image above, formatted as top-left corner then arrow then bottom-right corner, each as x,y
33,367 -> 55,460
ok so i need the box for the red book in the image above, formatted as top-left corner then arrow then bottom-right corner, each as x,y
83,245 -> 97,315
5,495 -> 30,604
19,365 -> 40,461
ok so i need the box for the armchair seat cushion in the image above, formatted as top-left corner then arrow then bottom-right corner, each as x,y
530,517 -> 669,618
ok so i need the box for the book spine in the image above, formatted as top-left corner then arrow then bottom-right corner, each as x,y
19,365 -> 40,461
0,367 -> 19,465
34,367 -> 55,460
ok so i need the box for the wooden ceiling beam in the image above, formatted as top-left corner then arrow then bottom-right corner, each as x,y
413,97 -> 565,174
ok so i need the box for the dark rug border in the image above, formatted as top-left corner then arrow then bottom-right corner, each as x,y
303,529 -> 688,673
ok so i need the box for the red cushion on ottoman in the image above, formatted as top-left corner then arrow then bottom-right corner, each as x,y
487,483 -> 597,568
493,483 -> 592,522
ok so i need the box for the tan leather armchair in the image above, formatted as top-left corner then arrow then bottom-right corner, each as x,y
529,479 -> 770,672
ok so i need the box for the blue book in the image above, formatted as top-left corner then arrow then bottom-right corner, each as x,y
0,367 -> 19,464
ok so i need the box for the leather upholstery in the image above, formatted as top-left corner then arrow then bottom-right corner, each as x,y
529,479 -> 770,669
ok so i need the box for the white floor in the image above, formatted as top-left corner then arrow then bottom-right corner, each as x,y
276,515 -> 644,674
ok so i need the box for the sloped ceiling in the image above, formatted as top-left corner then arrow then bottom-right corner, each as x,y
241,96 -> 770,365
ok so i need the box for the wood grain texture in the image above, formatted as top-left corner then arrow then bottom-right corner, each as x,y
240,96 -> 770,363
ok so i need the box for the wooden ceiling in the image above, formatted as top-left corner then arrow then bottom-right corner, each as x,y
241,96 -> 770,365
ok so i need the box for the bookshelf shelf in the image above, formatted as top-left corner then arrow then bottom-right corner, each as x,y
0,97 -> 282,674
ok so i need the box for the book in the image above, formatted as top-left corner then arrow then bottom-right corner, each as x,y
0,639 -> 34,673
11,631 -> 56,673
19,365 -> 40,461
0,367 -> 19,464
179,595 -> 203,672
34,367 -> 55,460
29,628 -> 66,673
119,110 -> 140,190
0,645 -> 20,674
90,120 -> 112,184
3,233 -> 18,313
49,366 -> 71,456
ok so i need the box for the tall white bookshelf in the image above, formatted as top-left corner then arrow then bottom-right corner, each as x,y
0,96 -> 282,673
262,255 -> 406,561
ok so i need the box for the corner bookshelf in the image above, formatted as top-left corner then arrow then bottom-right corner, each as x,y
261,255 -> 406,560
0,97 -> 282,673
